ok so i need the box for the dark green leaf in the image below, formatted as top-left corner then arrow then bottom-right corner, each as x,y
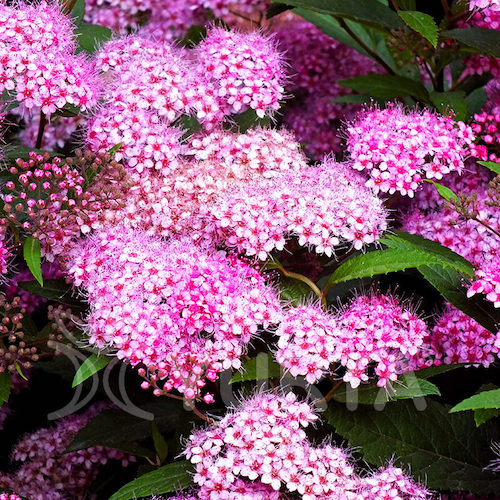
474,408 -> 500,426
109,461 -> 193,500
72,354 -> 111,388
152,422 -> 169,464
419,265 -> 500,333
266,3 -> 292,18
429,90 -> 467,121
332,374 -> 440,405
23,237 -> 43,287
54,103 -> 81,118
443,27 -> 500,58
279,277 -> 313,305
178,25 -> 207,48
398,10 -> 438,47
331,94 -> 373,104
414,363 -> 468,379
66,402 -> 179,453
477,160 -> 500,175
398,0 -> 416,8
231,108 -> 271,132
466,87 -> 487,116
271,0 -> 403,31
380,231 -> 474,277
424,179 -> 460,202
0,372 -> 12,407
451,389 -> 500,413
71,0 -> 86,26
108,142 -> 124,159
18,279 -> 84,307
327,399 -> 500,494
76,23 -> 112,54
327,249 -> 447,287
230,352 -> 281,383
339,74 -> 429,102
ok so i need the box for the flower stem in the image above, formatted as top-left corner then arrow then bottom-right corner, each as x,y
275,265 -> 326,308
35,112 -> 47,150
317,380 -> 343,406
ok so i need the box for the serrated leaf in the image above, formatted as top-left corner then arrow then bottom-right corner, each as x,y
230,352 -> 281,384
474,408 -> 500,426
72,353 -> 111,388
0,372 -> 12,407
271,0 -> 403,31
398,10 -> 438,47
76,23 -> 112,53
152,422 -> 169,464
23,237 -> 43,286
443,27 -> 500,58
466,87 -> 487,116
414,363 -> 468,379
418,265 -> 500,333
109,461 -> 193,500
18,279 -> 84,307
232,108 -> 270,132
327,399 -> 500,494
424,179 -> 460,203
381,231 -> 474,277
333,375 -> 440,405
429,90 -> 467,121
451,389 -> 500,413
339,74 -> 430,102
279,277 -> 313,305
477,160 -> 500,175
327,249 -> 444,287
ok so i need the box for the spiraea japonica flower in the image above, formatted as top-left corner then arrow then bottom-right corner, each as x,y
0,403 -> 132,500
0,1 -> 100,114
470,0 -> 500,12
209,158 -> 387,259
468,257 -> 500,307
66,225 -> 282,400
409,304 -> 500,368
195,26 -> 285,118
0,494 -> 22,500
184,392 -> 431,499
346,104 -> 475,197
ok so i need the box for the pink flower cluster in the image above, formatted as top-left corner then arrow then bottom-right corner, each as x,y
195,27 -> 285,118
470,0 -> 500,12
409,304 -> 500,368
0,404 -> 131,500
0,1 -> 99,114
403,163 -> 498,267
346,105 -> 475,197
470,110 -> 500,163
0,217 -> 10,279
276,295 -> 429,388
0,494 -> 22,500
185,393 -> 431,499
67,226 -> 281,400
209,159 -> 387,259
468,258 -> 500,307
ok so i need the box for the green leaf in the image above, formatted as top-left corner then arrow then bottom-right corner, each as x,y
15,363 -> 27,381
443,27 -> 500,58
18,279 -> 84,308
109,461 -> 193,500
66,402 -> 179,453
398,10 -> 438,47
0,372 -> 12,407
327,249 -> 447,287
72,354 -> 111,388
76,23 -> 112,54
23,237 -> 43,287
152,422 -> 169,464
271,0 -> 403,31
108,142 -> 124,159
231,108 -> 271,132
425,179 -> 460,203
230,352 -> 281,383
327,399 -> 500,494
339,74 -> 429,102
331,94 -> 373,104
54,103 -> 81,118
380,231 -> 474,277
71,0 -> 86,26
279,277 -> 314,305
477,160 -> 500,175
474,408 -> 500,426
466,87 -> 487,116
424,179 -> 460,203
332,374 -> 440,405
419,265 -> 500,333
429,90 -> 467,121
6,145 -> 57,161
414,363 -> 468,379
293,8 -> 371,58
451,389 -> 500,413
